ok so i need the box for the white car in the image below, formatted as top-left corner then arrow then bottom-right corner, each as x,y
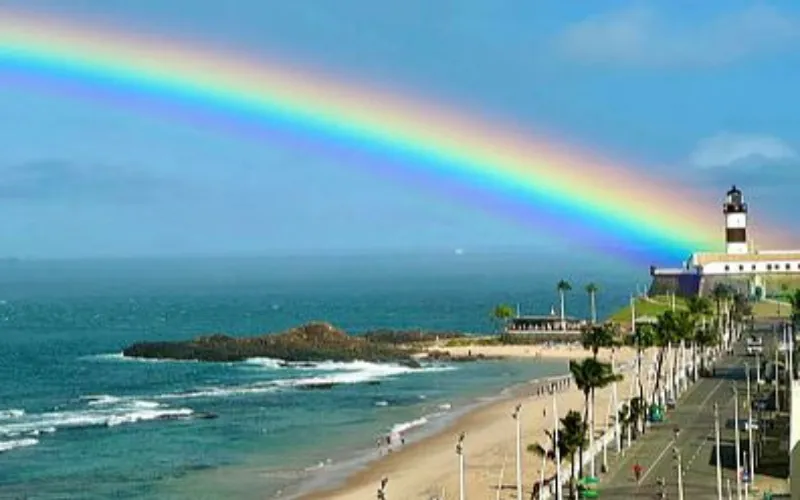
740,419 -> 759,431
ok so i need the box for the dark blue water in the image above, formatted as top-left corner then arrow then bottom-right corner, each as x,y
0,254 -> 641,499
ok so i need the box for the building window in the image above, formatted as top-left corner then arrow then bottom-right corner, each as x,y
752,264 -> 757,271
787,263 -> 791,270
724,265 -> 730,272
739,265 -> 744,271
767,264 -> 772,271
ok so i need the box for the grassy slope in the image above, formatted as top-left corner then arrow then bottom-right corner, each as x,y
751,300 -> 791,319
606,295 -> 688,323
608,296 -> 791,322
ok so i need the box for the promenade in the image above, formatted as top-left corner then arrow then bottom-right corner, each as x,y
599,323 -> 788,499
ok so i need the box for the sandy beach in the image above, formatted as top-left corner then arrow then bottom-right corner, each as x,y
300,344 -> 643,500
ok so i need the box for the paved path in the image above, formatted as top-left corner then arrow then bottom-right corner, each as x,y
599,353 -> 747,499
598,321 -> 786,500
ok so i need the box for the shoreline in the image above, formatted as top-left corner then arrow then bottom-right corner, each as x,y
297,344 -> 639,500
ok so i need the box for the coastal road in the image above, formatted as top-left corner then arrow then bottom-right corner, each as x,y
599,347 -> 754,500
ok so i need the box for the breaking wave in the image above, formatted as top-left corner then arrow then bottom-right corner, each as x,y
0,409 -> 25,420
0,438 -> 38,453
146,360 -> 455,401
0,399 -> 194,446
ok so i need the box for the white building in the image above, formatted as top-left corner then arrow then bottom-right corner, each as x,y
650,186 -> 800,298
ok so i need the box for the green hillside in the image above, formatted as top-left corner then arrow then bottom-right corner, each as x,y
607,295 -> 688,324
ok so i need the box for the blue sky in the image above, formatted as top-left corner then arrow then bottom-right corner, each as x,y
1,1 -> 799,259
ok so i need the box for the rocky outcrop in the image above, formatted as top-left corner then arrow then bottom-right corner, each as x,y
122,322 -> 422,366
423,349 -> 502,362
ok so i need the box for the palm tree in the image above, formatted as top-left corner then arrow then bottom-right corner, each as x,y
694,325 -> 721,375
630,323 -> 655,433
491,303 -> 515,334
581,322 -> 619,360
711,283 -> 732,347
652,310 -> 683,405
557,280 -> 572,331
586,283 -> 599,324
686,296 -> 713,381
530,410 -> 587,498
686,296 -> 712,332
618,396 -> 648,442
570,358 -> 622,479
670,310 -> 697,395
779,283 -> 790,316
789,289 -> 800,327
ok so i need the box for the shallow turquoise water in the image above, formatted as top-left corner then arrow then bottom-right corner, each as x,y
0,255 -> 637,498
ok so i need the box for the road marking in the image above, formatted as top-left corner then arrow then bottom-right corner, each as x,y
639,438 -> 675,484
638,378 -> 727,484
698,378 -> 725,410
683,380 -> 735,472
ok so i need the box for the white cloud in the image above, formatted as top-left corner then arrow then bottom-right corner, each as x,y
689,132 -> 798,169
556,5 -> 799,67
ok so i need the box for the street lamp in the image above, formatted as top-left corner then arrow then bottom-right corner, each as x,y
745,362 -> 755,494
733,386 -> 742,500
512,404 -> 523,500
673,446 -> 685,500
456,432 -> 466,500
715,403 -> 723,500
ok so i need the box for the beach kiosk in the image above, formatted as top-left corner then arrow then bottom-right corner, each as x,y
505,315 -> 585,333
648,403 -> 665,423
578,476 -> 599,498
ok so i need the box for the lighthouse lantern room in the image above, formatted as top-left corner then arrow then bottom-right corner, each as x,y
723,185 -> 748,255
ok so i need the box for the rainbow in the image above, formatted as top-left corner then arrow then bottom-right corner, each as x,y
0,9 -> 789,263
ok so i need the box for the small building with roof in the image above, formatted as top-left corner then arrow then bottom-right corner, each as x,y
505,314 -> 586,334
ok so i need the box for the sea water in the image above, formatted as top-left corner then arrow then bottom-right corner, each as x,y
0,254 -> 639,499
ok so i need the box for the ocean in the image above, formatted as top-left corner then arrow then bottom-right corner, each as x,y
0,253 -> 640,499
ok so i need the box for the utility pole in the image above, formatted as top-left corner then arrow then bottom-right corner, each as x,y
512,404 -> 522,500
674,445 -> 685,500
456,433 -> 465,500
789,323 -> 795,382
553,395 -> 563,500
756,352 -> 762,385
715,403 -> 723,500
612,349 -> 620,453
746,363 -> 755,493
775,346 -> 781,412
734,386 -> 742,500
743,451 -> 750,500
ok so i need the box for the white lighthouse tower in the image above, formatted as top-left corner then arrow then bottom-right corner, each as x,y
723,185 -> 748,254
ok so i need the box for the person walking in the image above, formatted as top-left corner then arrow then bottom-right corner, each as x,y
633,462 -> 643,482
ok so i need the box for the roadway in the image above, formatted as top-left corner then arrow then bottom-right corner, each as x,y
600,323 -> 781,500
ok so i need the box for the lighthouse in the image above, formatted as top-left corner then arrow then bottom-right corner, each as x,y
723,185 -> 748,254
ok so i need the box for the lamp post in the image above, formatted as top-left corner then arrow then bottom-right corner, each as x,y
674,446 -> 685,500
745,363 -> 755,493
756,352 -> 762,385
715,403 -> 723,500
734,386 -> 742,500
775,346 -> 781,412
456,432 -> 466,500
512,404 -> 523,500
553,394 -> 563,500
612,349 -> 620,454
